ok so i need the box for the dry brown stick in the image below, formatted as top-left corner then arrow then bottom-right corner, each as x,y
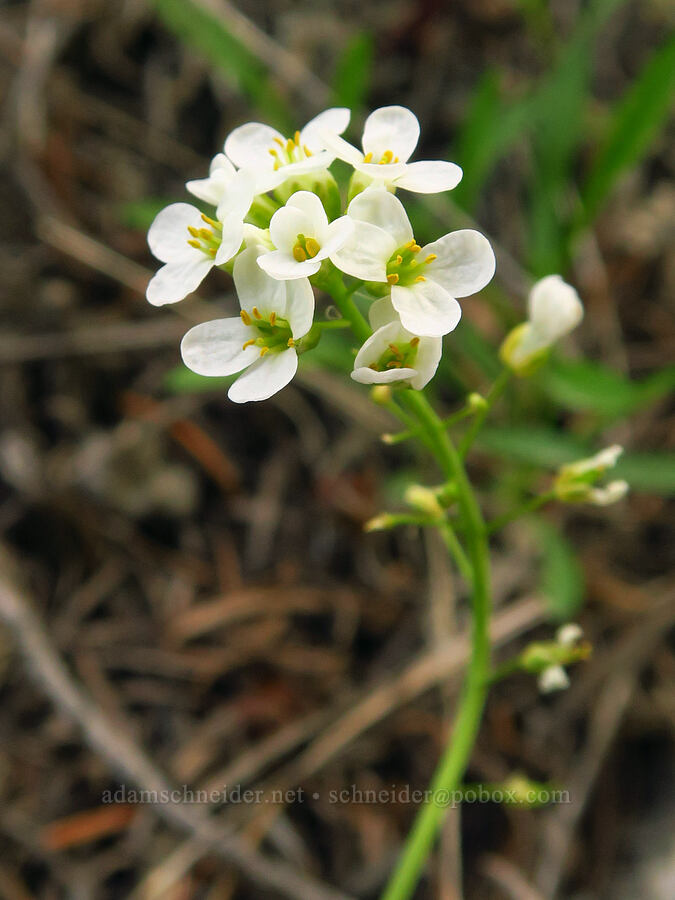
0,552 -> 354,900
480,854 -> 546,900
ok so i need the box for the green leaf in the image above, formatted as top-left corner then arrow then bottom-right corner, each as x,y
582,35 -> 675,221
151,0 -> 291,130
542,359 -> 675,419
615,453 -> 675,494
536,521 -> 585,621
332,33 -> 373,112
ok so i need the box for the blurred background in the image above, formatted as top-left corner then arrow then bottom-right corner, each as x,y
0,0 -> 674,898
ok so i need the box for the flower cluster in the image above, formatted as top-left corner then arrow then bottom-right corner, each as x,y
146,106 -> 497,402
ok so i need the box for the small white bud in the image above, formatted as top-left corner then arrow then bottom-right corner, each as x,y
538,665 -> 570,694
587,479 -> 629,506
556,623 -> 583,647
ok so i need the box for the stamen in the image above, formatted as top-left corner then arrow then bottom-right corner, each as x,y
268,148 -> 278,157
274,137 -> 285,148
201,213 -> 221,229
388,343 -> 403,359
269,311 -> 277,325
259,346 -> 270,357
198,228 -> 212,240
304,145 -> 312,156
287,338 -> 295,347
411,243 -> 422,253
187,239 -> 201,249
395,255 -> 403,265
415,275 -> 426,282
363,152 -> 373,163
379,150 -> 394,165
393,156 -> 400,163
242,338 -> 256,350
273,160 -> 281,170
286,138 -> 295,153
410,337 -> 420,347
293,245 -> 307,262
409,259 -> 418,268
240,310 -> 251,326
207,247 -> 217,257
368,363 -> 379,370
294,130 -> 301,145
305,237 -> 321,258
404,239 -> 416,249
386,361 -> 402,368
187,226 -> 200,237
425,253 -> 437,263
252,307 -> 262,320
387,273 -> 400,285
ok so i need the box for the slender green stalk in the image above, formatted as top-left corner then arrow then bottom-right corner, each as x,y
458,368 -> 511,458
383,404 -> 475,446
324,270 -> 494,900
486,491 -> 555,534
437,519 -> 473,586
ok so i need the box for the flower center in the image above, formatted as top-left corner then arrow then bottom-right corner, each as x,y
291,233 -> 321,263
368,338 -> 420,372
186,214 -> 222,258
240,308 -> 295,357
386,240 -> 437,286
362,149 -> 400,165
268,131 -> 313,171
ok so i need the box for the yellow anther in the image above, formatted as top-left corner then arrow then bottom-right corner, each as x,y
286,138 -> 295,153
387,273 -> 400,285
287,338 -> 295,347
269,311 -> 277,325
304,145 -> 312,156
409,259 -> 418,268
274,137 -> 285,148
259,346 -> 270,357
252,307 -> 262,320
240,310 -> 252,325
415,275 -> 426,282
388,343 -> 403,359
379,150 -> 394,165
425,253 -> 437,263
187,239 -> 201,249
269,148 -> 279,157
363,152 -> 373,163
393,156 -> 400,163
273,160 -> 281,170
293,245 -> 307,262
305,237 -> 321,258
242,338 -> 256,350
201,213 -> 218,227
410,337 -> 420,347
404,239 -> 416,249
207,247 -> 217,257
411,243 -> 422,253
187,225 -> 200,237
198,228 -> 213,240
395,255 -> 403,265
294,130 -> 301,145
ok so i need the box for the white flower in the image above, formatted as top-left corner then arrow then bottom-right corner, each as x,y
502,275 -> 584,372
320,105 -> 463,194
185,153 -> 237,212
257,191 -> 354,280
224,108 -> 350,193
556,623 -> 583,647
351,297 -> 441,389
538,665 -> 570,694
559,445 -> 623,479
331,189 -> 495,336
180,245 -> 314,403
587,480 -> 629,506
146,172 -> 255,306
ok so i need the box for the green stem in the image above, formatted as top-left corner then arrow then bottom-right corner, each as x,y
380,391 -> 492,900
458,368 -> 511,458
486,491 -> 555,534
383,403 -> 475,446
437,520 -> 473,586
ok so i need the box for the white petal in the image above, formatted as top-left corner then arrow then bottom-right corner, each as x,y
148,203 -> 203,263
353,321 -> 404,368
228,348 -> 298,403
352,366 -> 418,385
224,122 -> 283,169
257,250 -> 321,280
423,230 -> 496,297
330,221 -> 396,282
285,191 -> 329,241
233,247 -> 287,317
269,206 -> 312,252
300,108 -> 351,151
368,296 -> 398,329
317,129 -> 363,166
538,665 -> 569,693
214,215 -> 245,265
215,169 -> 255,222
317,216 -> 354,259
409,336 -> 442,389
353,161 -> 408,182
185,154 -> 236,205
284,278 -> 315,338
347,189 -> 413,247
255,153 -> 336,193
394,160 -> 463,194
180,318 -> 258,376
391,281 -> 462,337
362,106 -> 420,163
146,257 -> 213,306
528,275 -> 584,342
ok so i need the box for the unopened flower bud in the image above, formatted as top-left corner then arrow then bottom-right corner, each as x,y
370,384 -> 393,405
404,484 -> 443,518
468,392 -> 488,412
538,664 -> 570,693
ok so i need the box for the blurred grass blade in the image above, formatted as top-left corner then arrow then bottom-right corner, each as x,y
536,521 -> 585,621
151,0 -> 291,129
332,32 -> 373,112
542,359 -> 675,419
581,35 -> 675,221
165,366 -> 234,393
